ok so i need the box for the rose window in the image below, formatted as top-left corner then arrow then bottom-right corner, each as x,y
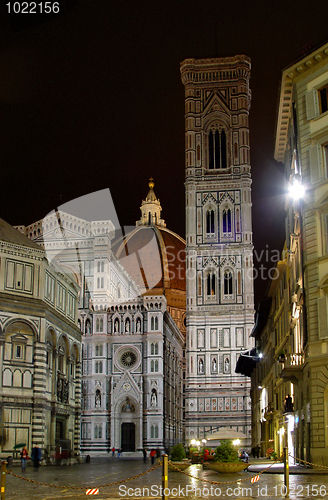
121,351 -> 137,368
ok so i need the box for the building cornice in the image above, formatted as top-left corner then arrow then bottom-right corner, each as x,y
275,42 -> 328,162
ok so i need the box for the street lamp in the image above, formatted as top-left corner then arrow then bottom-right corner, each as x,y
289,173 -> 305,200
202,439 -> 207,461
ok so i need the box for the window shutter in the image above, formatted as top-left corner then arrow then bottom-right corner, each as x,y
318,296 -> 328,339
306,89 -> 319,120
309,144 -> 323,183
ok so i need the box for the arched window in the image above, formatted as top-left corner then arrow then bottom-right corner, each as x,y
101,261 -> 104,273
207,272 -> 216,296
208,128 -> 227,169
224,270 -> 233,295
101,277 -> 104,289
148,212 -> 151,225
151,360 -> 154,372
154,316 -> 158,330
100,318 -> 103,331
155,360 -> 158,372
206,210 -> 215,234
154,343 -> 158,355
96,318 -> 100,332
151,343 -> 154,355
97,262 -> 100,273
223,208 -> 232,233
151,317 -> 154,330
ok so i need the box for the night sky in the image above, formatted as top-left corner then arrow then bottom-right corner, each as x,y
1,0 -> 327,305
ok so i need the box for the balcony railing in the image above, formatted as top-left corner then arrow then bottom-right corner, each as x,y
279,352 -> 304,384
285,353 -> 304,366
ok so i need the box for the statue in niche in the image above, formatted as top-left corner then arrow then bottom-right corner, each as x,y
224,357 -> 230,373
212,357 -> 217,372
85,319 -> 91,334
95,389 -> 101,408
198,358 -> 204,373
114,319 -> 119,333
122,397 -> 135,413
136,318 -> 141,333
151,390 -> 157,407
125,319 -> 130,333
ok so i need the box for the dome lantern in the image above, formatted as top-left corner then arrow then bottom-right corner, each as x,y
136,178 -> 166,228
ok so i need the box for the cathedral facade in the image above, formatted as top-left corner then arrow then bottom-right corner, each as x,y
17,182 -> 185,454
180,56 -> 254,445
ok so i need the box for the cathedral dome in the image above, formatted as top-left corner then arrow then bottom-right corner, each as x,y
113,180 -> 186,331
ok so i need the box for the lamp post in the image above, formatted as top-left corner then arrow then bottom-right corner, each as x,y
202,439 -> 207,462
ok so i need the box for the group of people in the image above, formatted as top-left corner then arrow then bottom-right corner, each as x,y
111,447 -> 123,457
20,445 -> 42,472
143,448 -> 160,464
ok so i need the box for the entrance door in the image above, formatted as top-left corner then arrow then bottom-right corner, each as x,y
121,423 -> 135,452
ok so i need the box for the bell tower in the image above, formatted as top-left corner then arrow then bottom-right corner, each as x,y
180,56 -> 254,444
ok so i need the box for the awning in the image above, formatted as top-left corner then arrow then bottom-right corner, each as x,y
205,427 -> 246,441
235,347 -> 258,377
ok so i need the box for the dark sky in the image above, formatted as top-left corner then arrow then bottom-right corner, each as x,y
0,0 -> 327,305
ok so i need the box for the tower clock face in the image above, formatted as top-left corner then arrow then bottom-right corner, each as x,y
120,350 -> 137,368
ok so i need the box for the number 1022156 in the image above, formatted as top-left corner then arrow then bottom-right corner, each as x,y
6,2 -> 60,14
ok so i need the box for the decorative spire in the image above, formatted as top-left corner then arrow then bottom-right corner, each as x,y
136,178 -> 166,228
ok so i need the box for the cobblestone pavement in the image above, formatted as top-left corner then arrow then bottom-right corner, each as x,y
4,457 -> 328,499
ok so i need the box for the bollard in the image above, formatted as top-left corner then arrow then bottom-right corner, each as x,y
1,461 -> 7,500
283,446 -> 289,498
162,454 -> 168,500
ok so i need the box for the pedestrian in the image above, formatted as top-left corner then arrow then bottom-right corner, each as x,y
156,448 -> 160,463
143,448 -> 147,463
150,449 -> 156,464
20,446 -> 29,472
255,444 -> 260,459
31,444 -> 42,471
111,447 -> 115,457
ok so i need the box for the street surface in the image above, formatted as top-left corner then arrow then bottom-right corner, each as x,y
4,457 -> 328,499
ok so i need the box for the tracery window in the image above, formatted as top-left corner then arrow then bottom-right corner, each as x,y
208,128 -> 227,169
207,272 -> 216,296
224,270 -> 233,295
206,210 -> 215,234
222,208 -> 232,233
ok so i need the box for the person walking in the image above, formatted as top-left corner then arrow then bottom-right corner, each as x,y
111,447 -> 115,457
31,445 -> 42,471
143,448 -> 147,463
150,449 -> 156,464
20,446 -> 29,472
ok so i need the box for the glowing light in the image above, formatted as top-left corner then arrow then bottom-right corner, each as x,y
232,439 -> 240,446
289,174 -> 305,199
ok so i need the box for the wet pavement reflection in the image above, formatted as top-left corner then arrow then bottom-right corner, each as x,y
4,457 -> 328,499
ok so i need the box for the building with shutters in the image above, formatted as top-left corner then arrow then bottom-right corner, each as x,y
273,40 -> 328,465
180,56 -> 255,447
